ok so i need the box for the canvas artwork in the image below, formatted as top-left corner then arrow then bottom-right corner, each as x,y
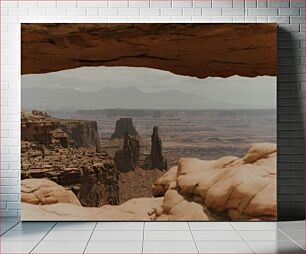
21,23 -> 277,221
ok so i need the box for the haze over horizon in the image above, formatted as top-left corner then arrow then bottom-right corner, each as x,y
22,66 -> 276,110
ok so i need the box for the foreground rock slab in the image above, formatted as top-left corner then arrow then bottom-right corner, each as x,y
21,197 -> 163,221
154,143 -> 277,220
21,178 -> 81,206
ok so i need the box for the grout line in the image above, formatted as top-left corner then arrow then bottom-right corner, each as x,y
0,220 -> 20,236
230,222 -> 256,254
83,222 -> 97,254
187,222 -> 200,254
29,222 -> 57,254
276,227 -> 305,251
268,222 -> 277,229
141,222 -> 145,254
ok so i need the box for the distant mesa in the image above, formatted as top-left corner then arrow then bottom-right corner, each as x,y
145,126 -> 167,171
114,132 -> 140,173
111,118 -> 139,139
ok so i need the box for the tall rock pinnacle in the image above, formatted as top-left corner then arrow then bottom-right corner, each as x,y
114,132 -> 140,172
145,126 -> 166,171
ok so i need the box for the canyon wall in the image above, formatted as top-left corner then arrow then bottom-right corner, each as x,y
21,111 -> 119,207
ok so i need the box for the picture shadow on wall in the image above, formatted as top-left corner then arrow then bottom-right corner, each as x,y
276,27 -> 305,221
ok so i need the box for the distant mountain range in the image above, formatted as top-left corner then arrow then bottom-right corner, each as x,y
22,86 -> 253,110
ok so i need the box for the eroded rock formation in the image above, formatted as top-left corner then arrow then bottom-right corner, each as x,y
21,111 -> 119,207
78,162 -> 119,206
145,126 -> 166,171
22,143 -> 277,221
21,111 -> 101,150
114,132 -> 140,172
21,24 -> 276,78
60,120 -> 101,151
111,118 -> 138,139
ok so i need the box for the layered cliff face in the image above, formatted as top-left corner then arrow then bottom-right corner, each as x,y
59,120 -> 101,151
21,111 -> 61,146
114,132 -> 140,172
21,111 -> 119,207
21,143 -> 277,221
78,161 -> 119,206
21,111 -> 101,150
111,118 -> 138,139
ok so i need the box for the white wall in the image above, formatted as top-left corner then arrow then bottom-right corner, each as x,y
1,0 -> 305,218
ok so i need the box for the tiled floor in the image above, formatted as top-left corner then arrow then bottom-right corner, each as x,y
0,218 -> 304,253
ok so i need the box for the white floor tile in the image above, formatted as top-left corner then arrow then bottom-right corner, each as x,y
276,221 -> 305,231
52,222 -> 96,231
1,230 -> 47,242
145,222 -> 189,231
192,230 -> 243,241
282,230 -> 305,249
90,230 -> 143,241
249,240 -> 305,253
96,222 -> 144,231
43,230 -> 92,242
32,241 -> 87,253
239,230 -> 290,241
197,241 -> 253,253
282,230 -> 305,242
189,222 -> 234,231
11,222 -> 55,231
143,241 -> 198,253
85,241 -> 142,253
231,222 -> 275,231
144,230 -> 193,241
1,222 -> 20,232
295,240 -> 305,250
0,241 -> 37,253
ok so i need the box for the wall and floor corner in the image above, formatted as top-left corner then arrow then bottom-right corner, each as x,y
0,0 -> 304,220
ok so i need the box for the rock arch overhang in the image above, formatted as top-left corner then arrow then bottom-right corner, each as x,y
21,23 -> 276,78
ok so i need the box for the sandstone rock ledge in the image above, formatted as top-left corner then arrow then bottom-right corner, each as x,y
21,143 -> 276,221
21,198 -> 163,221
153,142 -> 277,221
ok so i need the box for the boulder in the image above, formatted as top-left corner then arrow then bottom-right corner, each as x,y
175,143 -> 277,220
21,178 -> 81,206
159,190 -> 209,221
152,166 -> 177,197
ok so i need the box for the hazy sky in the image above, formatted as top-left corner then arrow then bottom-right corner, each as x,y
22,66 -> 276,109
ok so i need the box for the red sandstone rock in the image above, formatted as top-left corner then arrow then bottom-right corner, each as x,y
21,24 -> 276,78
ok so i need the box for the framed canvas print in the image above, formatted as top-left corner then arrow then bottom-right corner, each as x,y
21,23 -> 277,221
